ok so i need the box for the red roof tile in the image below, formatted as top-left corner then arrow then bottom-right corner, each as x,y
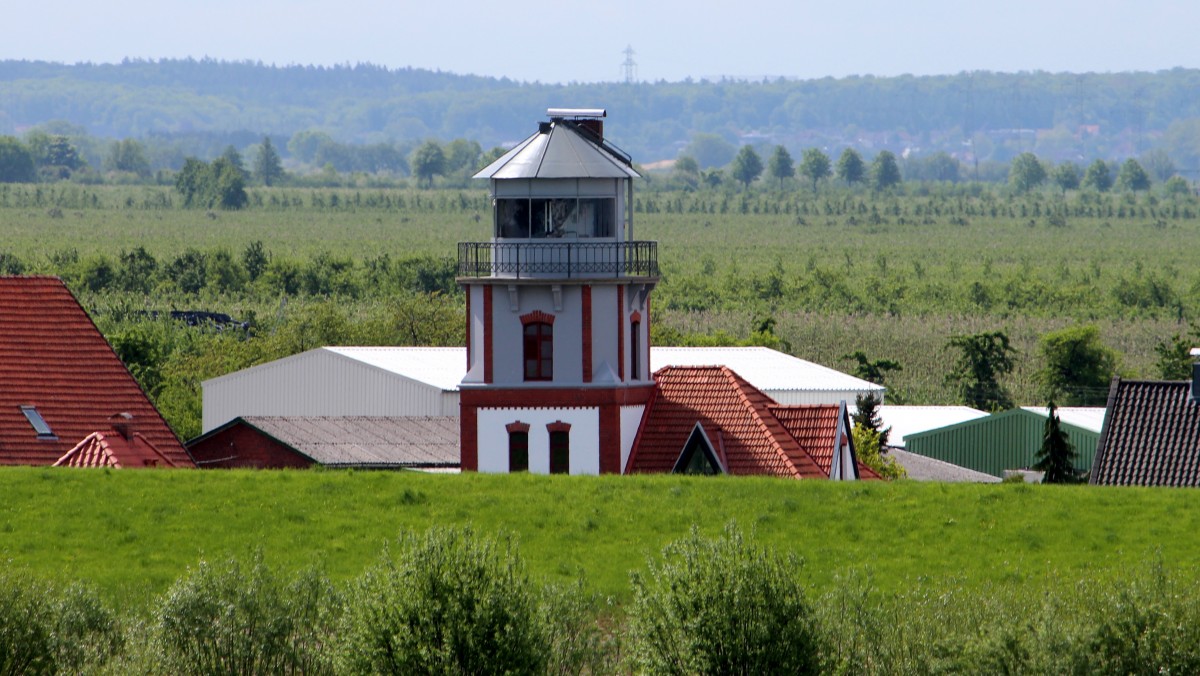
626,365 -> 830,479
0,277 -> 191,467
54,430 -> 180,468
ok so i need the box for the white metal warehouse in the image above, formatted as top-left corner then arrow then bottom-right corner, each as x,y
201,345 -> 884,434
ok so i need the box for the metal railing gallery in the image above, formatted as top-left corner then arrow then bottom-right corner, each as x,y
457,241 -> 659,279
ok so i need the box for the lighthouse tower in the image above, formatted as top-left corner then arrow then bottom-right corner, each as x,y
458,109 -> 658,474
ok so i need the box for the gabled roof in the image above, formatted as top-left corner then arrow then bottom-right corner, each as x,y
191,416 -> 460,469
0,276 -> 189,466
54,430 -> 180,468
847,405 -> 989,449
649,347 -> 884,398
769,404 -> 845,476
626,365 -> 835,479
1091,378 -> 1200,487
473,121 -> 640,180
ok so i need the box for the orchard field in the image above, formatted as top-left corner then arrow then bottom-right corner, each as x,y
1,182 -> 1197,434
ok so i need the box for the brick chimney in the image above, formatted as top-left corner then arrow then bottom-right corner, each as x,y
110,412 -> 134,440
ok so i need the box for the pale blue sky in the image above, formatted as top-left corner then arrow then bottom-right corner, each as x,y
5,0 -> 1197,83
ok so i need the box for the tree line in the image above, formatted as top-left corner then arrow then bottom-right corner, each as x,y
7,60 -> 1200,165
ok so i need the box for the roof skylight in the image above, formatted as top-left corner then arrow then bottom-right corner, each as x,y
20,406 -> 55,438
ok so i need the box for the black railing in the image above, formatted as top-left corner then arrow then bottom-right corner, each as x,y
457,241 -> 659,279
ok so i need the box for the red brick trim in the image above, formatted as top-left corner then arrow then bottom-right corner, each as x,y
581,285 -> 592,384
630,310 -> 641,323
598,404 -> 621,474
546,420 -> 572,434
483,286 -> 493,384
460,406 -> 478,471
617,286 -> 625,382
645,295 -> 652,355
460,383 -> 657,408
520,310 -> 556,326
505,421 -> 531,434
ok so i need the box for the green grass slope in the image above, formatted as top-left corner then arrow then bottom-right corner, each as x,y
0,467 -> 1195,610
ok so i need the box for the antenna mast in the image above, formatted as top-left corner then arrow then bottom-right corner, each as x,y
621,45 -> 637,84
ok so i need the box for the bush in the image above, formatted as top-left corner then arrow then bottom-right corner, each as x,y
0,571 -> 120,674
339,526 -> 546,675
628,523 -> 822,674
153,553 -> 338,675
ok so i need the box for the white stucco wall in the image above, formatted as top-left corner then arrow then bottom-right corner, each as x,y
477,407 -> 600,475
620,404 -> 646,472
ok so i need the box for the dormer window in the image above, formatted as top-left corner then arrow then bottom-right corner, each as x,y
20,406 -> 55,439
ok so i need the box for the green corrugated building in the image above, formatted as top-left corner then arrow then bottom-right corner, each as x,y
903,407 -> 1104,478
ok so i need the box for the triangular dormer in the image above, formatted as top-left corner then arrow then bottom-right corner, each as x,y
672,423 -> 727,475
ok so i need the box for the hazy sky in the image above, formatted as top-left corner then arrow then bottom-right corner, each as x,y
5,0 -> 1197,83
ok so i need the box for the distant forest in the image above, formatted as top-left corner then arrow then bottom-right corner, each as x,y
5,59 -> 1200,171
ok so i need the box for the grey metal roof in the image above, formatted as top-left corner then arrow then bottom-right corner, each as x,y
888,448 -> 1002,483
474,122 -> 639,180
243,416 -> 459,468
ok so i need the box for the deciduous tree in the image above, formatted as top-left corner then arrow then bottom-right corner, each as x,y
798,148 -> 831,191
945,331 -> 1016,411
1082,159 -> 1113,192
729,145 -> 763,189
410,140 -> 446,188
105,138 -> 150,177
0,136 -> 36,183
766,146 -> 795,189
1038,325 -> 1119,406
870,150 -> 901,191
1052,162 -> 1080,193
837,148 -> 866,185
1009,152 -> 1046,193
1117,158 -> 1151,191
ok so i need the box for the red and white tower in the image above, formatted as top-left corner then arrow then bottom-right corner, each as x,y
458,109 -> 658,474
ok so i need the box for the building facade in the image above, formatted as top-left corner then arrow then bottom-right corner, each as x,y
458,109 -> 658,475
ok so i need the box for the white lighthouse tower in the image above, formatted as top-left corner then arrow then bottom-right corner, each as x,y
458,109 -> 658,474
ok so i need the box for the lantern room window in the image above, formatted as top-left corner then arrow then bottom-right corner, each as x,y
523,322 -> 553,381
495,198 -> 614,238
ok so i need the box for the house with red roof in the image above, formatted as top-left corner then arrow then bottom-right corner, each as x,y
626,365 -> 872,479
0,276 -> 192,468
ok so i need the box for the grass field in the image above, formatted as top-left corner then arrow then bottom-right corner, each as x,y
1,467 -> 1196,611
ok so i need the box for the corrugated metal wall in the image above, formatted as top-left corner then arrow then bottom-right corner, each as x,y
905,410 -> 1099,477
202,350 -> 451,432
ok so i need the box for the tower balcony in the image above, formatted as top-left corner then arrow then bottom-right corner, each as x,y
457,240 -> 659,280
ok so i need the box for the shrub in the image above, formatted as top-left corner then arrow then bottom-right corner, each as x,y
339,526 -> 546,675
627,523 -> 822,674
153,553 -> 338,675
0,571 -> 120,674
539,582 -> 622,675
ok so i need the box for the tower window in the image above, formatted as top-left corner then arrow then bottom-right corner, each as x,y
630,320 -> 641,380
549,429 -> 570,474
508,430 -> 529,472
523,322 -> 553,381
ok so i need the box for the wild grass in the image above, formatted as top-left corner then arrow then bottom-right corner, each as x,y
1,468 -> 1197,612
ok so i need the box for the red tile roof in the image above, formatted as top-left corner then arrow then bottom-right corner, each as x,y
0,277 -> 191,467
54,429 -> 181,468
626,365 -> 840,479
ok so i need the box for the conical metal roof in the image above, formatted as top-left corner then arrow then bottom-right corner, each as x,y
474,122 -> 640,180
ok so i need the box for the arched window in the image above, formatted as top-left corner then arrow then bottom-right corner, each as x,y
523,322 -> 553,381
548,421 -> 571,474
506,422 -> 530,472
